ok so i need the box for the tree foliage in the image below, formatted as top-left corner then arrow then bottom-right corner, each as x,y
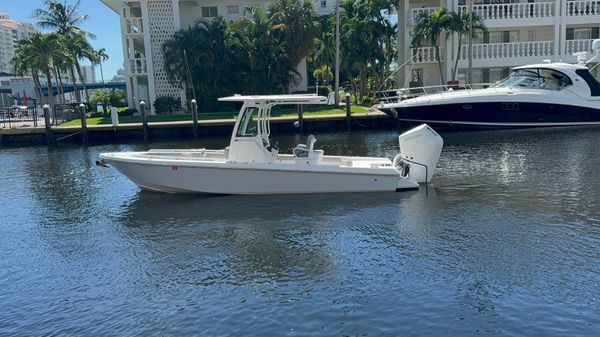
162,6 -> 313,112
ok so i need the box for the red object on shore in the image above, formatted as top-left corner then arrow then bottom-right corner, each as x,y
447,80 -> 459,89
22,91 -> 27,106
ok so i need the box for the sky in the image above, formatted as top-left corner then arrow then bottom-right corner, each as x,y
0,0 -> 123,80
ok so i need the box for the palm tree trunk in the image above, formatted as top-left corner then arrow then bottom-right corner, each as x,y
75,61 -> 89,103
70,67 -> 81,103
32,72 -> 43,108
435,45 -> 445,84
452,33 -> 463,81
52,65 -> 65,104
359,63 -> 367,102
99,61 -> 105,88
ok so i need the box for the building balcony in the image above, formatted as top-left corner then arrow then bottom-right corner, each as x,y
412,47 -> 442,64
125,18 -> 143,35
411,39 -> 597,68
411,41 -> 555,66
129,58 -> 148,75
460,40 -> 555,61
565,38 -> 594,54
411,1 -> 600,27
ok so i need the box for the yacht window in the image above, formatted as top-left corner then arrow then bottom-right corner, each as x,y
236,107 -> 259,137
491,68 -> 572,91
575,69 -> 600,96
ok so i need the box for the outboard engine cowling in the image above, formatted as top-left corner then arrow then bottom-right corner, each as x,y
397,124 -> 443,183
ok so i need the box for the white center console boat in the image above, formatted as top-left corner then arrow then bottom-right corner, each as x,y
100,95 -> 443,194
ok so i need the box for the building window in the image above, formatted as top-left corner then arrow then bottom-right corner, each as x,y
202,6 -> 218,18
227,5 -> 239,14
566,27 -> 599,40
321,0 -> 327,8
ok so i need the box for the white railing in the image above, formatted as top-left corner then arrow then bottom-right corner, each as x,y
565,39 -> 594,54
376,83 -> 491,104
566,0 -> 600,16
412,47 -> 441,63
461,41 -> 554,60
129,58 -> 147,75
411,7 -> 436,23
460,2 -> 555,20
125,18 -> 143,34
413,3 -> 555,23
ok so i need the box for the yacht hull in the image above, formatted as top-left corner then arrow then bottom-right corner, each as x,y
381,102 -> 600,129
104,157 -> 418,194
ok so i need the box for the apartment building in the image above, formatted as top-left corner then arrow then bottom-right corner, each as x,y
100,0 -> 335,111
0,13 -> 36,75
399,0 -> 600,87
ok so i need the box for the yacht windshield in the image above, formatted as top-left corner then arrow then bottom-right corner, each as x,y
491,68 -> 572,91
236,107 -> 259,137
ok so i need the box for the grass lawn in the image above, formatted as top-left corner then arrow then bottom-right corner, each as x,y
61,105 -> 370,126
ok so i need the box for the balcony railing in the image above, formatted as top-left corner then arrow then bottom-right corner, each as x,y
125,18 -> 143,34
566,0 -> 600,16
129,58 -> 147,75
460,41 -> 555,60
411,7 -> 436,23
412,47 -> 441,63
459,2 -> 555,20
565,39 -> 594,54
412,2 -> 555,24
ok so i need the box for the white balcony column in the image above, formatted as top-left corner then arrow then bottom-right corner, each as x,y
560,0 -> 567,60
139,0 -> 156,114
397,0 -> 409,88
171,0 -> 186,105
554,0 -> 562,61
118,3 -> 134,107
446,0 -> 459,82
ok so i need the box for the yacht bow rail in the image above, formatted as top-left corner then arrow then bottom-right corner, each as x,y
375,83 -> 491,104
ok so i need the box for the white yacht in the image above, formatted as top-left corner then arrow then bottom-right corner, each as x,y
100,95 -> 443,195
378,62 -> 600,129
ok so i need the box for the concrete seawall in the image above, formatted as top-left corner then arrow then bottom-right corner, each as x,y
0,111 -> 397,146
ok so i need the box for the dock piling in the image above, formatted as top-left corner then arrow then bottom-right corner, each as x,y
42,104 -> 54,145
298,104 -> 304,134
345,93 -> 351,131
79,103 -> 88,145
191,99 -> 198,138
140,100 -> 148,142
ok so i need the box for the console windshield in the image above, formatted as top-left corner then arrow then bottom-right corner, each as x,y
491,68 -> 572,91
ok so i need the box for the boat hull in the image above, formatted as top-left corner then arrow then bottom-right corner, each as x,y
106,159 -> 418,195
380,101 -> 600,129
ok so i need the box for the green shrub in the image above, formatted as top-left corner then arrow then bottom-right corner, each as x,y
153,96 -> 181,113
119,108 -> 137,116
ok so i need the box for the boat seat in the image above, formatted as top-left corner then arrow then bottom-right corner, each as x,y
293,135 -> 317,158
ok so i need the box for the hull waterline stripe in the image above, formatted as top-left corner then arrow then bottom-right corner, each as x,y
395,118 -> 600,127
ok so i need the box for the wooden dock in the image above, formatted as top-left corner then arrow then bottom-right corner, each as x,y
0,111 -> 396,145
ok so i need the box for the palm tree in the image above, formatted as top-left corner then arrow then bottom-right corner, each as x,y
11,44 -> 44,106
61,33 -> 95,102
32,0 -> 95,38
313,64 -> 333,91
93,48 -> 109,86
447,11 -> 486,81
12,32 -> 61,110
268,0 -> 320,67
340,0 -> 390,100
230,7 -> 294,94
412,7 -> 453,84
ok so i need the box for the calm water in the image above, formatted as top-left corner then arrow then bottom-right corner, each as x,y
1,127 -> 599,336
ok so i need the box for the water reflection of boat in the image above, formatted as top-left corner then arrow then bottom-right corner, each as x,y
118,189 -> 426,226
378,62 -> 600,129
101,95 -> 443,194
